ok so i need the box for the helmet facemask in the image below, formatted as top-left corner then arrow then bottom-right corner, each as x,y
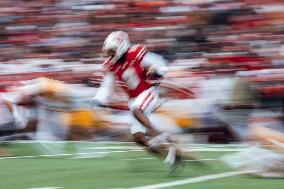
102,31 -> 130,64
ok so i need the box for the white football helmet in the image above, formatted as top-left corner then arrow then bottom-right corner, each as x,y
102,31 -> 130,64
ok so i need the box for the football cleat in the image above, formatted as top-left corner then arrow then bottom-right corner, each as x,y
164,146 -> 183,174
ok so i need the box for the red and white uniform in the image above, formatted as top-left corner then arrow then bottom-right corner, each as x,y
103,45 -> 152,98
93,44 -> 167,134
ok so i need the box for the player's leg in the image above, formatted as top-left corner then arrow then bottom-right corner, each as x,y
132,129 -> 180,163
133,132 -> 159,155
132,118 -> 183,172
130,87 -> 161,137
132,108 -> 159,137
130,87 -> 182,171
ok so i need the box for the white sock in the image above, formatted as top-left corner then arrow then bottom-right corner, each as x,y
164,146 -> 176,166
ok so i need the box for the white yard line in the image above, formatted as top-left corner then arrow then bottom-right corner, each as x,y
83,146 -> 143,150
184,158 -> 217,161
123,158 -> 154,161
2,141 -> 249,152
3,140 -> 135,144
0,141 -> 250,160
0,153 -> 72,160
81,147 -> 242,152
123,158 -> 217,162
3,140 -> 248,147
0,150 -> 145,160
0,147 -> 244,160
124,170 -> 259,189
83,146 -> 244,152
29,187 -> 63,189
183,148 -> 243,152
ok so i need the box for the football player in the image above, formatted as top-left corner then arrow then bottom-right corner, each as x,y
93,31 -> 181,171
222,125 -> 284,178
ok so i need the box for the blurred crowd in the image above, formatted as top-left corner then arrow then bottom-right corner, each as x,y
0,0 -> 283,78
0,0 -> 284,143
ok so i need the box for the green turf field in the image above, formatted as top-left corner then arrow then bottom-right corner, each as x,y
0,141 -> 283,189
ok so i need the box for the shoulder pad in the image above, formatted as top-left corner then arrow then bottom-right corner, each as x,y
128,44 -> 148,62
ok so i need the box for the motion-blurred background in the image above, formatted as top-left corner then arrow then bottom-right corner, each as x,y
1,1 -> 284,188
0,0 -> 283,157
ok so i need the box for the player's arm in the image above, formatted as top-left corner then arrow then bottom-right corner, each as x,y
92,72 -> 115,106
141,52 -> 168,80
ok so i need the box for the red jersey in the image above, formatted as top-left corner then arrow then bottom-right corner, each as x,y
103,45 -> 152,98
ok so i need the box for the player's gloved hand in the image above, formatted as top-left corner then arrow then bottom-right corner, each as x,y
146,65 -> 164,80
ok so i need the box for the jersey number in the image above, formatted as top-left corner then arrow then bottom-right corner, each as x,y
122,68 -> 140,89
